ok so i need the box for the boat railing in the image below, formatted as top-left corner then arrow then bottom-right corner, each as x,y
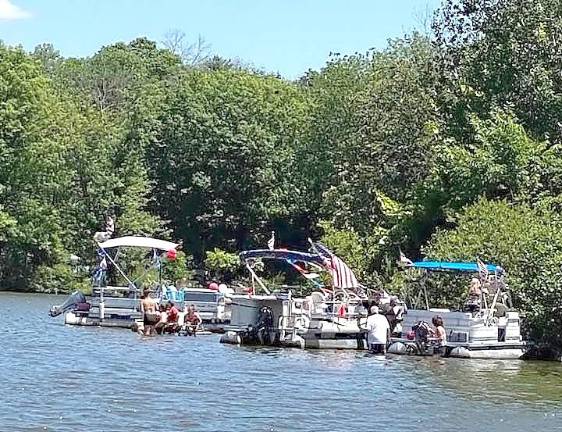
94,285 -> 139,303
306,299 -> 367,320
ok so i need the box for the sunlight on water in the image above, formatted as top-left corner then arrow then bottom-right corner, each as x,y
1,292 -> 562,431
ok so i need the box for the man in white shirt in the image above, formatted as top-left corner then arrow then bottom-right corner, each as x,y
366,305 -> 390,354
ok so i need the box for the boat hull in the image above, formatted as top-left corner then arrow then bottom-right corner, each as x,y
65,311 -> 137,328
387,340 -> 526,359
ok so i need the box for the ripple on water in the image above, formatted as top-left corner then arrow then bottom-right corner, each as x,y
2,292 -> 562,432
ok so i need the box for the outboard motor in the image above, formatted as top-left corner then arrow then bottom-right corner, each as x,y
49,291 -> 87,317
412,320 -> 431,343
411,320 -> 432,354
256,306 -> 275,345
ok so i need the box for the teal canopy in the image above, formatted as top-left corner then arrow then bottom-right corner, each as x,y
410,261 -> 503,274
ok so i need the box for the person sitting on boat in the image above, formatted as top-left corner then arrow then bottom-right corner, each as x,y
168,301 -> 179,322
165,301 -> 180,333
366,306 -> 390,354
140,289 -> 160,336
184,304 -> 202,335
465,277 -> 482,313
431,315 -> 446,346
155,303 -> 169,334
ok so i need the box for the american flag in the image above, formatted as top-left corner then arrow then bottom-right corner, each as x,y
312,242 -> 360,289
476,258 -> 489,277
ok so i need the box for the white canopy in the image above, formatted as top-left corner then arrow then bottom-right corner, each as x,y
97,236 -> 179,251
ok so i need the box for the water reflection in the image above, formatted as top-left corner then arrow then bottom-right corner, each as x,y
399,356 -> 562,406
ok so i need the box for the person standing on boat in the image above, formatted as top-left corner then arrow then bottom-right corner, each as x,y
465,277 -> 482,312
366,306 -> 390,354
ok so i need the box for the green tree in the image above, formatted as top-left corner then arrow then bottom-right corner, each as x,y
302,34 -> 437,272
0,43 -> 161,292
425,198 -> 562,346
148,68 -> 311,260
434,0 -> 562,142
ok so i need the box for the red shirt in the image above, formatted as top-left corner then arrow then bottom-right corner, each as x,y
168,306 -> 179,322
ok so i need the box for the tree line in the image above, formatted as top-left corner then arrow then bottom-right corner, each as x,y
2,0 -> 562,346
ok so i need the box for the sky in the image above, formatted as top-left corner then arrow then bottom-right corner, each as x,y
0,0 -> 441,78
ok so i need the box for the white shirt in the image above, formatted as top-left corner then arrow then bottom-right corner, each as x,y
366,314 -> 390,345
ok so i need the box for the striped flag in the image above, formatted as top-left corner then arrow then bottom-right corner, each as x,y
312,242 -> 360,289
476,258 -> 489,277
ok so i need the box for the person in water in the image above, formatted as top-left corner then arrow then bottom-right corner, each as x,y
140,289 -> 160,336
184,304 -> 202,336
432,315 -> 446,345
385,297 -> 405,338
168,301 -> 179,322
155,303 -> 170,334
365,305 -> 390,354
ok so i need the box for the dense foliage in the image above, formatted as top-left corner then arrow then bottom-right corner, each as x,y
3,0 -> 562,346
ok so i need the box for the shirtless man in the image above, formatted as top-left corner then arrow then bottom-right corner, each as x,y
140,289 -> 160,336
465,277 -> 482,313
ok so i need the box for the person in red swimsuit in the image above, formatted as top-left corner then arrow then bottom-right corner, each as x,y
184,304 -> 202,335
165,301 -> 180,333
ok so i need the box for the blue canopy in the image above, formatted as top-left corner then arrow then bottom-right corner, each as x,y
409,261 -> 503,274
240,249 -> 325,266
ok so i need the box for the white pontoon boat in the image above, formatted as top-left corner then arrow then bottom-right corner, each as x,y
220,243 -> 394,349
49,236 -> 180,329
387,260 -> 527,359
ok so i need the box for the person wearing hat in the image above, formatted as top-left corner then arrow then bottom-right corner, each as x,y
366,305 -> 390,354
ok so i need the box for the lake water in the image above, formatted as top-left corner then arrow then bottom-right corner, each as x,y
1,292 -> 562,432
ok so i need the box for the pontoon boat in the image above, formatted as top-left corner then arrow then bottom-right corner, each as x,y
387,260 -> 527,359
220,243 -> 394,349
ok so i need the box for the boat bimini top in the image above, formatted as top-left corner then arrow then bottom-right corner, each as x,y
94,236 -> 180,294
97,236 -> 179,251
240,249 -> 326,267
239,242 -> 371,300
400,257 -> 511,320
407,261 -> 504,275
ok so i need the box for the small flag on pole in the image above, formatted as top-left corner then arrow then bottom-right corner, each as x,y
267,231 -> 275,250
476,258 -> 489,277
398,250 -> 413,267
